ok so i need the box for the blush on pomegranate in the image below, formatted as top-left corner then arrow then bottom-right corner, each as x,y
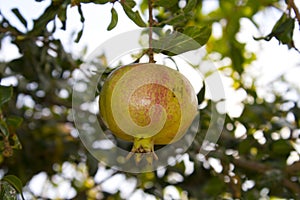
99,63 -> 198,163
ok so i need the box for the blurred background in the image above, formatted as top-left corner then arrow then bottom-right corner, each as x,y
0,0 -> 300,199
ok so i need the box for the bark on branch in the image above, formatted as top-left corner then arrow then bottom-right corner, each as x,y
232,158 -> 300,195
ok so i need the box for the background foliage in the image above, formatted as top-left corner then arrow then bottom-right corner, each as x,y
0,0 -> 300,199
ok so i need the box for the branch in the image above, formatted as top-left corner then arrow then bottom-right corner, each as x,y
231,158 -> 270,173
232,158 -> 300,195
148,0 -> 155,63
288,0 -> 300,26
283,178 -> 300,195
286,161 -> 300,174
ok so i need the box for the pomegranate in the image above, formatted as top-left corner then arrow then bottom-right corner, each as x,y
99,63 -> 198,163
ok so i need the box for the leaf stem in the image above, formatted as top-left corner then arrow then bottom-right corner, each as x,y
148,0 -> 155,63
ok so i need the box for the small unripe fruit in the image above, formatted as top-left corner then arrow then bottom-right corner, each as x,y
99,63 -> 198,163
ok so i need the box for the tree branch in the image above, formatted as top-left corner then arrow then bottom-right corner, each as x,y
283,178 -> 300,195
286,161 -> 300,174
232,158 -> 300,195
232,158 -> 270,173
148,0 -> 155,63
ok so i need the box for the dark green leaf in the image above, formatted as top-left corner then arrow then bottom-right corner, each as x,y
154,0 -> 177,8
162,12 -> 186,26
0,120 -> 9,137
6,116 -> 23,128
121,2 -> 146,27
92,0 -> 110,4
271,140 -> 293,156
11,8 -> 27,29
29,3 -> 59,36
122,0 -> 136,8
0,182 -> 17,200
75,28 -> 83,43
254,13 -> 296,49
203,177 -> 226,195
2,175 -> 25,200
238,139 -> 254,155
80,0 -> 110,4
230,40 -> 245,74
183,25 -> 212,46
197,82 -> 205,105
0,86 -> 13,106
77,4 -> 85,23
107,7 -> 118,31
57,5 -> 67,30
183,0 -> 197,13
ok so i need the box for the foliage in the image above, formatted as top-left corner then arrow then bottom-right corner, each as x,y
0,0 -> 300,199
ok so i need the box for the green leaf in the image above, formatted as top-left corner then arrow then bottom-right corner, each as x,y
75,28 -> 83,43
11,8 -> 27,29
183,25 -> 212,46
197,82 -> 205,105
162,12 -> 186,26
0,86 -> 13,106
89,0 -> 110,4
107,7 -> 118,31
29,3 -> 59,36
0,182 -> 17,200
122,0 -> 136,8
154,0 -> 177,8
153,25 -> 211,56
72,4 -> 85,42
6,116 -> 23,128
183,0 -> 197,13
77,4 -> 85,23
203,177 -> 226,196
2,175 -> 24,200
57,5 -> 67,30
271,140 -> 293,156
0,120 -> 9,137
121,2 -> 146,27
229,40 -> 245,74
79,0 -> 110,4
254,13 -> 296,49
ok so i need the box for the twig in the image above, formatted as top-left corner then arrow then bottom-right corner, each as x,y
288,0 -> 300,27
148,0 -> 155,63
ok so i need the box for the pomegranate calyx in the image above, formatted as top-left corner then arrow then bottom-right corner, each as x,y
126,137 -> 158,164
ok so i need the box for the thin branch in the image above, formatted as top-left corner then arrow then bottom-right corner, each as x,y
288,0 -> 300,26
148,0 -> 155,63
231,158 -> 270,173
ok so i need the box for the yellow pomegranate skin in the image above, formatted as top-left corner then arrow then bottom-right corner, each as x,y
99,63 -> 198,160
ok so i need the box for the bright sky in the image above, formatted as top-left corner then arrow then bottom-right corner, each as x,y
1,0 -> 299,112
0,0 -> 300,199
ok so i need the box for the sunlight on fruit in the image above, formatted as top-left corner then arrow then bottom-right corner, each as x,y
99,63 -> 198,163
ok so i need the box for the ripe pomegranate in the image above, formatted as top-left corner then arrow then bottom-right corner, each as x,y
99,63 -> 198,163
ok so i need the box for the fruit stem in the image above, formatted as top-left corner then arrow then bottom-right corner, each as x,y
148,0 -> 155,63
